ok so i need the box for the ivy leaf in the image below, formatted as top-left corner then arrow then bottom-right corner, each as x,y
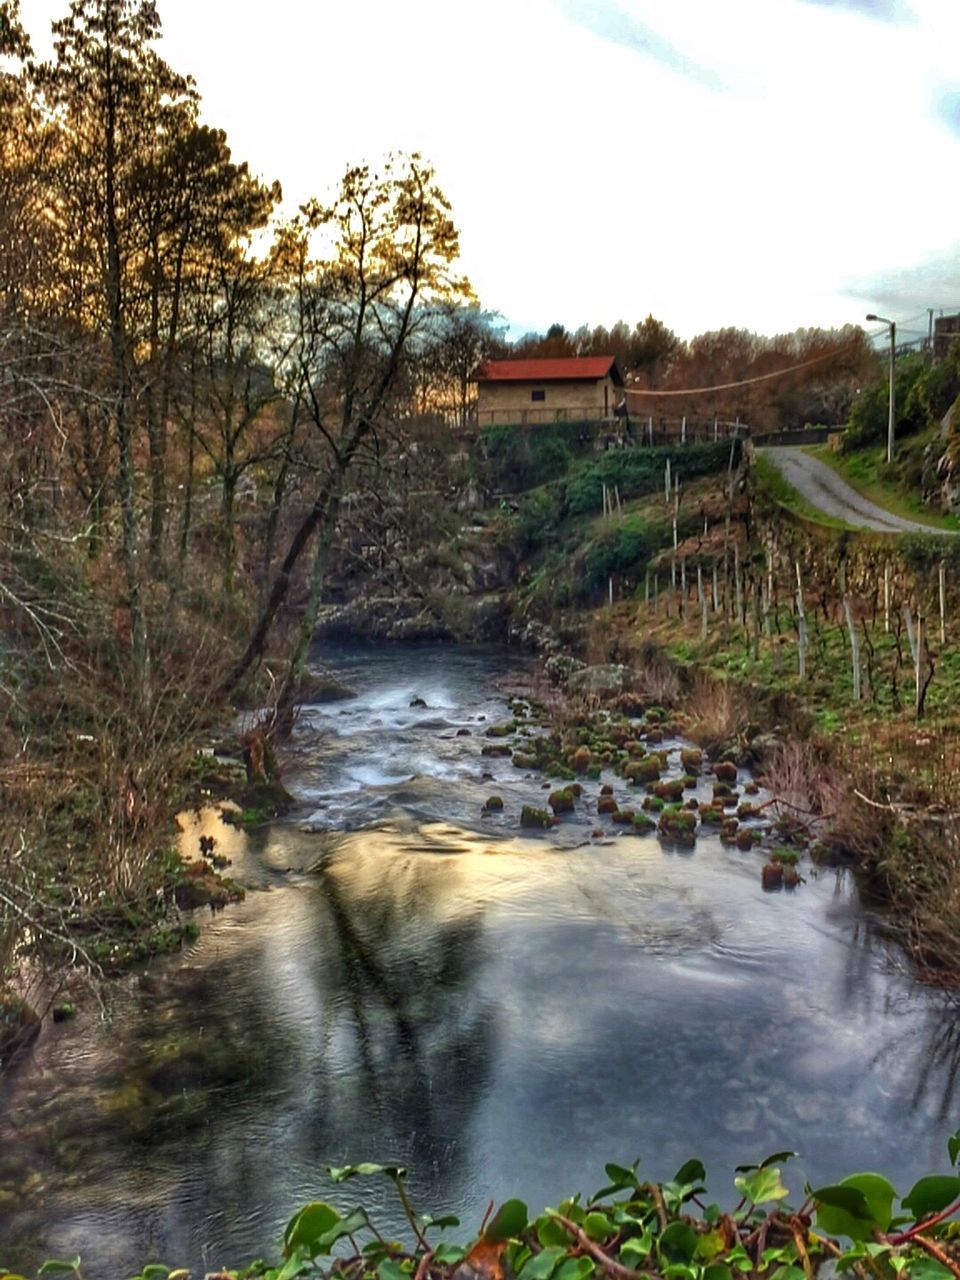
516,1247 -> 567,1280
658,1222 -> 699,1265
422,1214 -> 461,1232
583,1212 -> 614,1242
554,1260 -> 594,1280
734,1167 -> 790,1206
620,1234 -> 653,1264
736,1152 -> 799,1174
484,1199 -> 529,1242
377,1262 -> 409,1280
949,1131 -> 960,1168
906,1261 -> 955,1280
902,1177 -> 960,1222
327,1163 -> 406,1183
536,1216 -> 573,1249
814,1174 -> 897,1242
703,1265 -> 733,1280
39,1263 -> 82,1277
283,1202 -> 341,1258
674,1159 -> 707,1186
434,1244 -> 467,1266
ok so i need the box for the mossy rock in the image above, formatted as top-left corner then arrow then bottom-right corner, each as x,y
520,805 -> 552,829
512,752 -> 537,769
569,782 -> 583,797
736,829 -> 761,851
681,774 -> 698,789
653,779 -> 684,802
642,795 -> 664,812
713,761 -> 738,784
600,783 -> 614,796
644,707 -> 666,724
680,747 -> 703,771
712,782 -> 734,798
550,764 -> 576,781
173,861 -> 245,911
549,789 -> 575,814
626,758 -> 660,785
299,674 -> 357,704
770,848 -> 799,866
587,765 -> 602,780
483,795 -> 504,811
720,819 -> 740,843
624,740 -> 645,757
571,745 -> 592,774
611,808 -> 635,825
737,803 -> 760,820
645,728 -> 664,745
658,808 -> 697,845
762,862 -> 784,891
631,813 -> 656,833
597,795 -> 618,815
482,744 -> 512,758
486,721 -> 518,738
744,781 -> 760,796
699,806 -> 724,824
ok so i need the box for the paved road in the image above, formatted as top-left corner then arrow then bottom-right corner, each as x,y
759,446 -> 952,534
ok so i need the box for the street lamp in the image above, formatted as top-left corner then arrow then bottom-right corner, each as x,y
866,313 -> 896,465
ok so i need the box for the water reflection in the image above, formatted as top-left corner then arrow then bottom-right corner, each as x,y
2,645 -> 959,1275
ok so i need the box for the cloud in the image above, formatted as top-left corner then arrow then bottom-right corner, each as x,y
934,89 -> 960,137
551,0 -> 725,90
795,0 -> 911,19
843,243 -> 960,318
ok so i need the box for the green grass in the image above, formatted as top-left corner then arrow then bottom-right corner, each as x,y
753,454 -> 855,531
808,442 -> 960,532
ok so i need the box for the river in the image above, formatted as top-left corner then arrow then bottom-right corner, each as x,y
1,643 -> 958,1277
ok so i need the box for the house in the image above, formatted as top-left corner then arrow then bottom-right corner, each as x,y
474,356 -> 624,427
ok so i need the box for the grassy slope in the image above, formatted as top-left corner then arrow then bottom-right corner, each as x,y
807,437 -> 960,532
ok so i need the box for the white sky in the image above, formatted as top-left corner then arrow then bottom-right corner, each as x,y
16,0 -> 960,341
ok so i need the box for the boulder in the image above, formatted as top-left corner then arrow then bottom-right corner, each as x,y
567,664 -> 629,700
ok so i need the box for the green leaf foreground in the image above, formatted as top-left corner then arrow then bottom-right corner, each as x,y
11,1134 -> 960,1280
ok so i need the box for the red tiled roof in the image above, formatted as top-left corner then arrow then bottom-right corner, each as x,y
475,356 -> 622,384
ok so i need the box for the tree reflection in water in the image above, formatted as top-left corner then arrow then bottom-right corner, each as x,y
310,822 -> 496,1197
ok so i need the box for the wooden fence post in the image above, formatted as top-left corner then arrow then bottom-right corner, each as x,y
795,561 -> 807,679
842,596 -> 861,702
939,560 -> 946,646
884,562 -> 891,634
905,604 -> 918,666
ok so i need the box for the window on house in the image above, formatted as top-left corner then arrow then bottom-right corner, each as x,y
531,389 -> 546,401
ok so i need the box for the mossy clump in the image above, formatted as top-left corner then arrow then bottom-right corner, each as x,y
173,860 -> 245,911
569,782 -> 583,797
642,794 -> 665,812
549,789 -> 575,815
611,808 -> 635,825
680,747 -> 703,772
681,774 -> 698,789
482,744 -> 512,758
484,795 -> 504,811
625,758 -> 660,785
571,745 -> 592,774
698,805 -> 724,824
520,805 -> 552,829
744,781 -> 760,796
631,813 -> 656,833
658,806 -> 697,846
653,779 -> 684,802
770,848 -> 799,866
645,728 -> 664,745
486,721 -> 518,738
737,803 -> 760,820
512,752 -> 537,769
714,761 -> 738,784
762,862 -> 784,891
597,795 -> 619,815
624,740 -> 645,757
720,819 -> 740,843
736,828 -> 761,851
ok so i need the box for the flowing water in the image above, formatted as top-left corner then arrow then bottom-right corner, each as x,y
1,643 -> 958,1278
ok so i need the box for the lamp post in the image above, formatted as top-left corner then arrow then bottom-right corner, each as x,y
866,313 -> 896,465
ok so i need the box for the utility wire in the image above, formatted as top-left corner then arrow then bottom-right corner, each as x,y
624,347 -> 856,397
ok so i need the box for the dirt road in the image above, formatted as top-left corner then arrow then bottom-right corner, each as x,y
759,447 -> 952,534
